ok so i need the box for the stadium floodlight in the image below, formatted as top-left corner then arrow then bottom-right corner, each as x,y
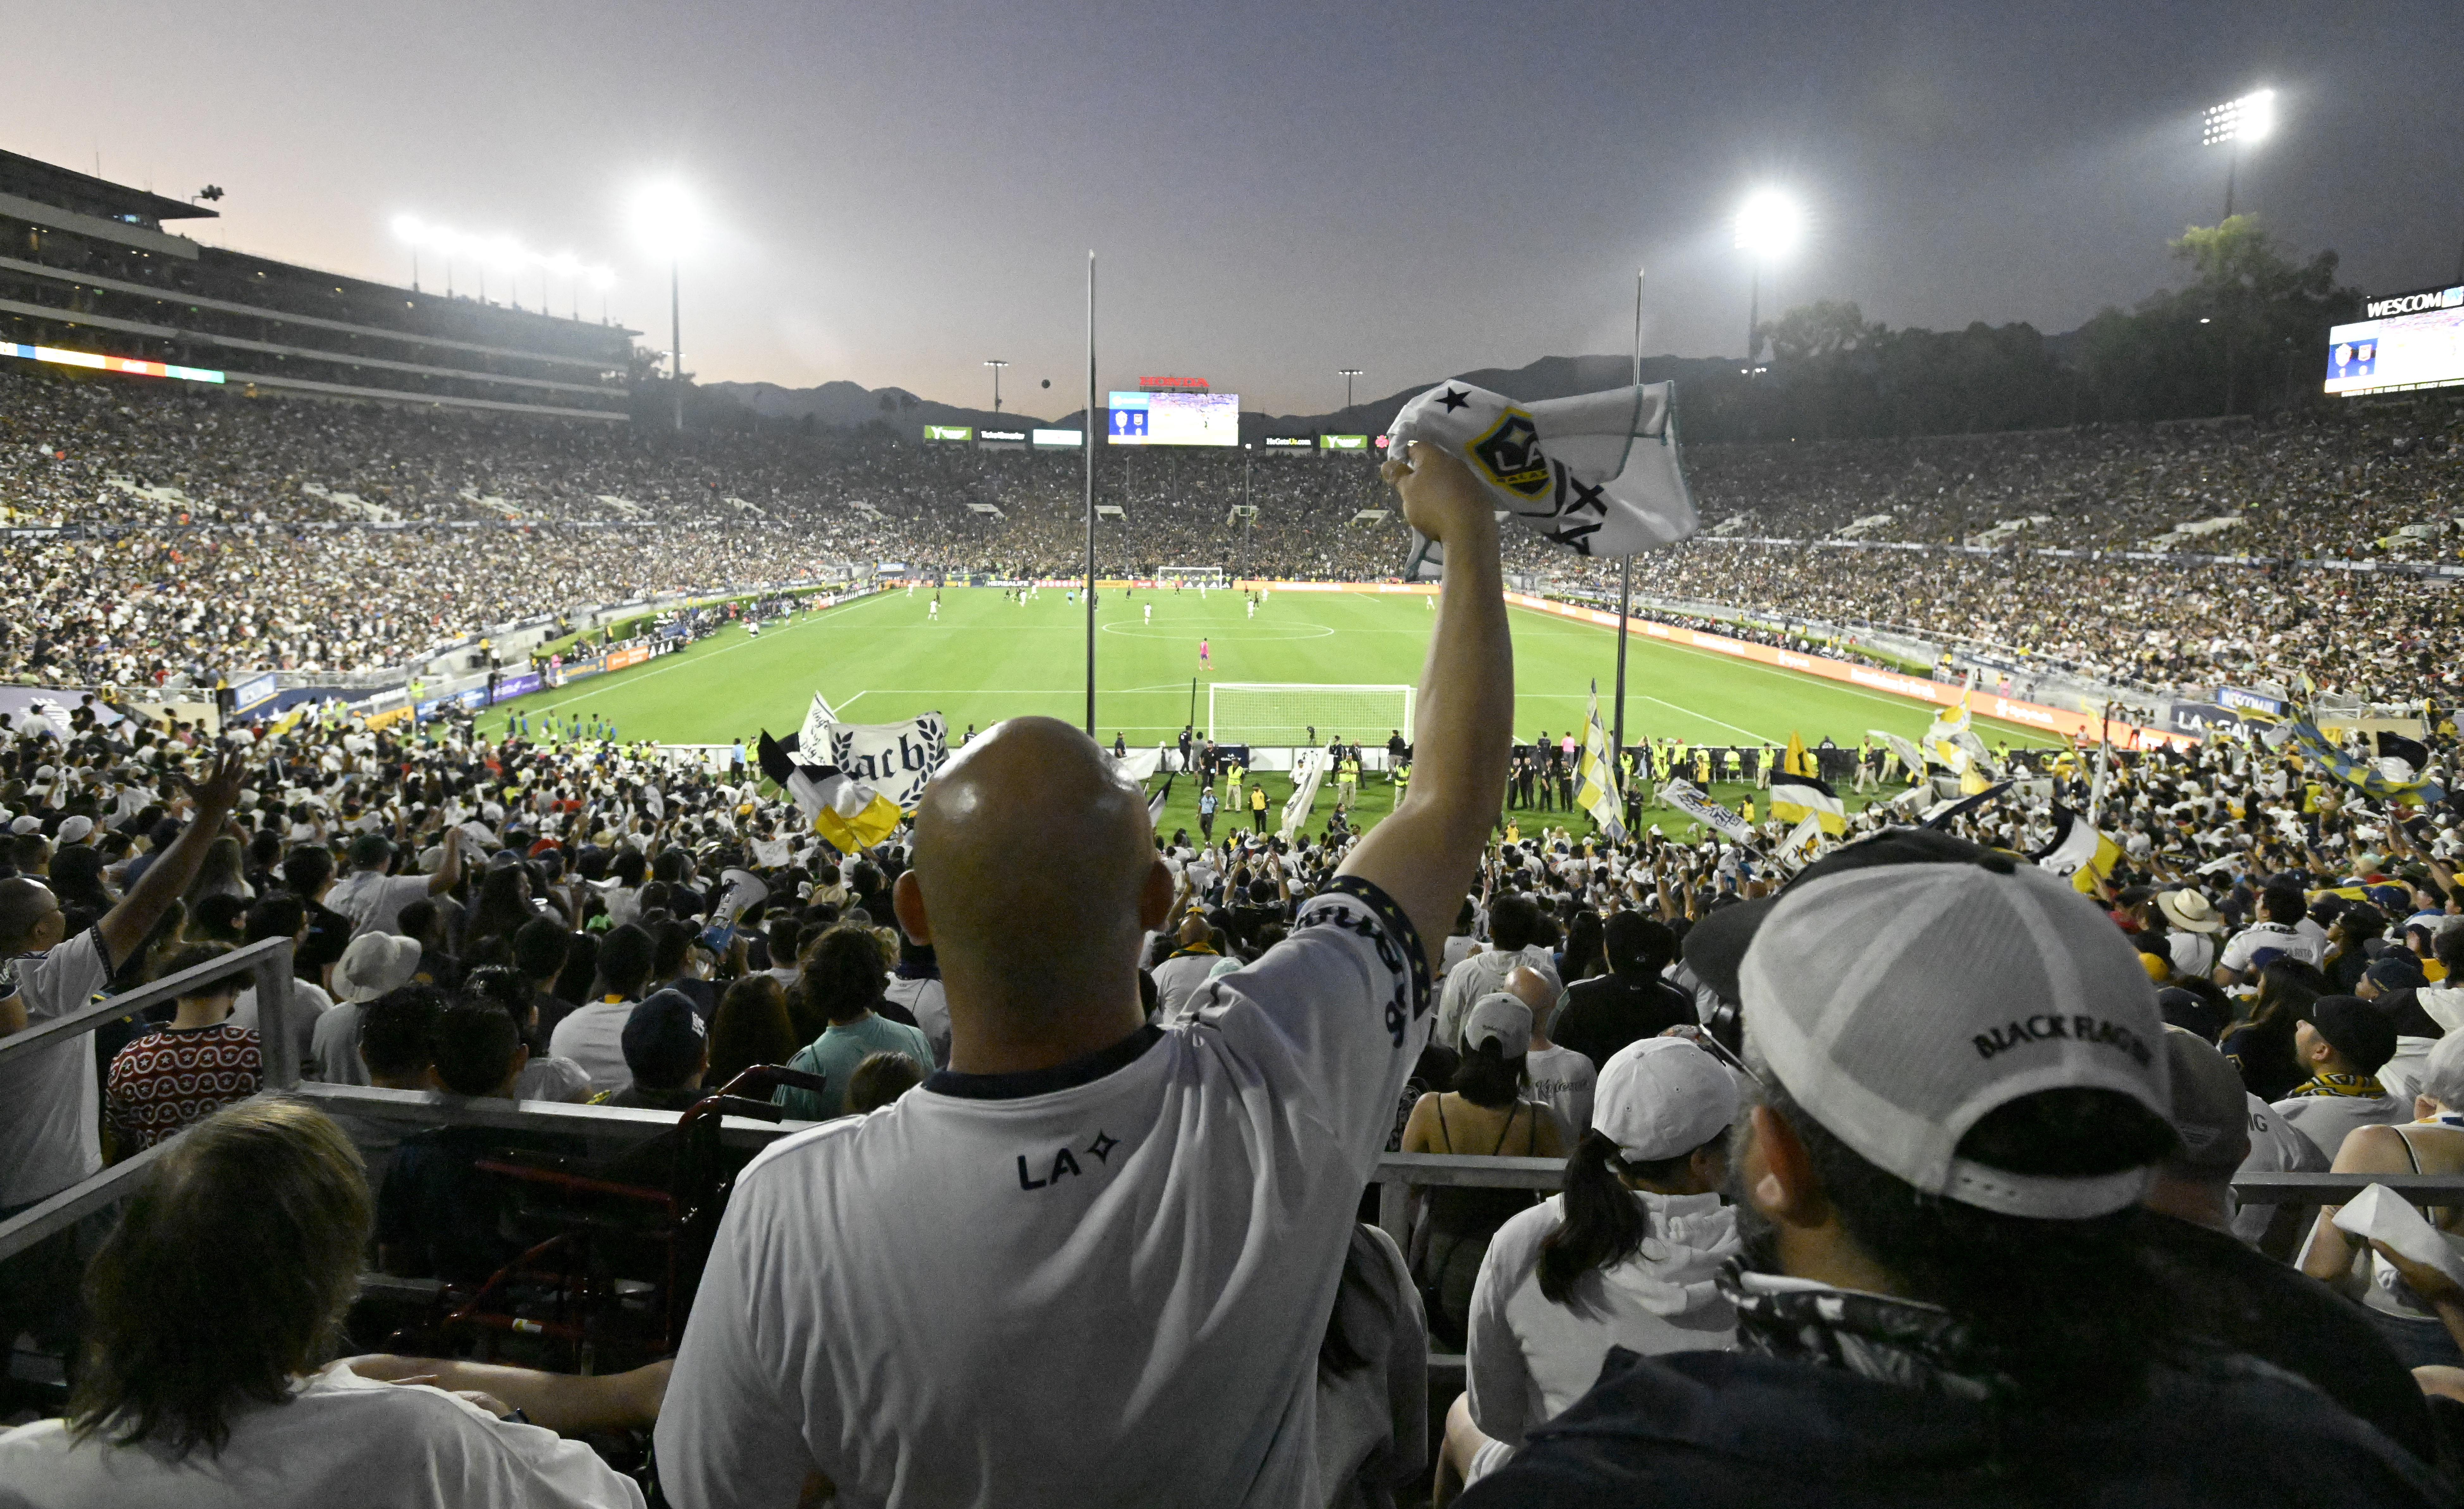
2202,89 -> 2275,218
1733,189 -> 1803,261
392,215 -> 426,291
630,182 -> 701,433
1337,368 -> 1364,410
2202,89 -> 2275,147
1733,189 -> 1803,365
985,359 -> 1009,412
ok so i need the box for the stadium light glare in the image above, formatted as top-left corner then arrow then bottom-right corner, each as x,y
1733,190 -> 1803,261
630,182 -> 701,260
2202,88 -> 2275,147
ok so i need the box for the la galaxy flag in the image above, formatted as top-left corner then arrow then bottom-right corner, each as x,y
2289,720 -> 2447,805
758,732 -> 902,852
1659,779 -> 1755,846
2032,804 -> 2123,895
1769,772 -> 1846,835
1385,380 -> 1695,578
1574,681 -> 1627,842
1871,729 -> 1929,781
1774,814 -> 1829,873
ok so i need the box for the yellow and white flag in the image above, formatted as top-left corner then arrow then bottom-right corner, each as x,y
1769,772 -> 1847,835
1575,681 -> 1626,842
2031,805 -> 2123,895
1774,813 -> 1829,873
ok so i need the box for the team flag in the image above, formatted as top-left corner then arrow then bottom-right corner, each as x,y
1871,729 -> 1930,782
2032,804 -> 2123,894
758,732 -> 903,852
1385,380 -> 1696,578
1768,772 -> 1846,835
2288,720 -> 2447,805
1774,814 -> 1830,873
1922,780 -> 2012,831
1659,779 -> 1756,845
1783,730 -> 1817,779
1575,681 -> 1627,842
1147,775 -> 1176,828
796,691 -> 840,757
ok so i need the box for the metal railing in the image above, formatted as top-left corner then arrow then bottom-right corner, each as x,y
16,948 -> 2464,1341
0,937 -> 296,1260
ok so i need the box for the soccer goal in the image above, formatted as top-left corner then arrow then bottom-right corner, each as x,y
1160,565 -> 1226,588
1210,683 -> 1415,747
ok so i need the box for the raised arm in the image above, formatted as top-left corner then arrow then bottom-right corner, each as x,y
1338,444 -> 1512,973
98,749 -> 245,966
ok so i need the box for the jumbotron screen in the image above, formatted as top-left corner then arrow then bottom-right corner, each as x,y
1106,391 -> 1239,446
2325,283 -> 2464,398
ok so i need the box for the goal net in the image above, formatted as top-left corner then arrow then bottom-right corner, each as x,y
1160,565 -> 1226,588
1210,683 -> 1415,747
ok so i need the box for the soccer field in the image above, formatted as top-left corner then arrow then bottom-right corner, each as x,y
486,586 -> 2064,840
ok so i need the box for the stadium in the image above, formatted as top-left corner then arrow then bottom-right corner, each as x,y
5,15 -> 2464,1507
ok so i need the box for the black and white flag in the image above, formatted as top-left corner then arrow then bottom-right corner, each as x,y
1386,381 -> 1696,577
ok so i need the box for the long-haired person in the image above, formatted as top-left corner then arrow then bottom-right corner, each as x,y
1401,993 -> 1570,1345
1439,1037 -> 1740,1500
0,1099 -> 639,1507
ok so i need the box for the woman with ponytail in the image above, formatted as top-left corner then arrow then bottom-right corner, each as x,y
1434,1036 -> 1742,1502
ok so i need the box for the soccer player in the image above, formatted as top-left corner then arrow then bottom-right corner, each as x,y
929,597 -> 940,623
1247,596 -> 1257,620
1144,602 -> 1154,625
1198,637 -> 1211,672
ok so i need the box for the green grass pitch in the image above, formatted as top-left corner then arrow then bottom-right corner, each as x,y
484,586 -> 2064,841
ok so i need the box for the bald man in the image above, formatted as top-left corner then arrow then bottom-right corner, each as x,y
659,443 -> 1512,1509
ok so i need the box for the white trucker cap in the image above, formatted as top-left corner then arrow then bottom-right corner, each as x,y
1737,859 -> 2172,1220
1593,1037 -> 1739,1163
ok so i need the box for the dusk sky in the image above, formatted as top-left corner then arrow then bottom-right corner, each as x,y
11,0 -> 2458,416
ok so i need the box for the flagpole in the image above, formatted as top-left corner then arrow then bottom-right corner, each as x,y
1084,251 -> 1097,738
1613,266 -> 1643,769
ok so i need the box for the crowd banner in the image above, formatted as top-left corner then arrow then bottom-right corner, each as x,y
1500,591 -> 2194,751
823,713 -> 949,811
1657,779 -> 1755,845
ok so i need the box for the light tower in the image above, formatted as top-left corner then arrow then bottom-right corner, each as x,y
631,182 -> 702,433
1733,189 -> 1804,368
2202,88 -> 2275,219
1336,367 -> 1364,412
984,359 -> 1009,412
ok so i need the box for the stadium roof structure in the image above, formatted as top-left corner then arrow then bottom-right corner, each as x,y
0,150 -> 218,232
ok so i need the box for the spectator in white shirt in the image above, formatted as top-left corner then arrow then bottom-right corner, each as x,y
0,1098 -> 640,1508
1503,964 -> 1592,1140
325,828 -> 462,940
1444,1037 -> 1741,1496
1149,911 -> 1224,1018
0,750 -> 246,1364
1436,893 -> 1554,1051
2215,885 -> 2328,987
548,922 -> 657,1094
306,933 -> 424,1085
656,440 -> 1513,1508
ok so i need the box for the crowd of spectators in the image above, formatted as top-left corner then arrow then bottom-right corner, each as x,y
8,364 -> 2455,707
11,443 -> 2464,1504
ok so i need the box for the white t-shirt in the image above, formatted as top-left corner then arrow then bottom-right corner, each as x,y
885,973 -> 950,1068
2232,1092 -> 2331,1244
231,978 -> 334,1067
1435,945 -> 1554,1052
548,999 -> 638,1094
325,869 -> 434,939
1523,1045 -> 1595,1142
1150,949 -> 1223,1019
1466,1190 -> 1739,1448
2219,921 -> 2325,975
0,1360 -> 641,1508
0,927 -> 110,1206
655,878 -> 1431,1509
514,1053 -> 596,1103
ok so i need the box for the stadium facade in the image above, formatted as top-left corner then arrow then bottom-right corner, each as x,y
0,149 -> 634,421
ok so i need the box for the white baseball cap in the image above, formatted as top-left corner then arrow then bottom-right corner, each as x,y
54,816 -> 93,844
1593,1037 -> 1739,1163
1738,857 -> 2172,1220
1464,993 -> 1533,1055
